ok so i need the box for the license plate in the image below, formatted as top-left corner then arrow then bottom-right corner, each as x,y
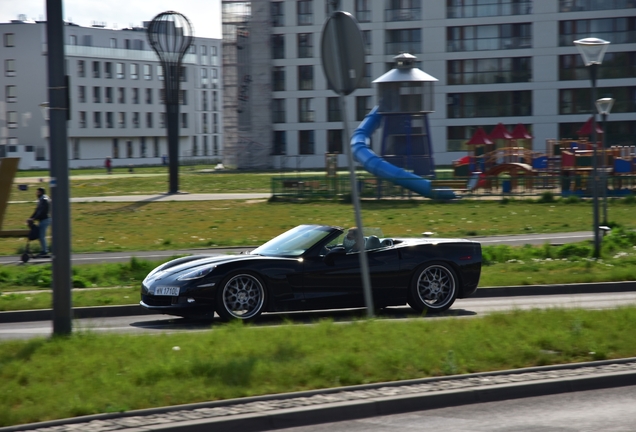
155,286 -> 180,296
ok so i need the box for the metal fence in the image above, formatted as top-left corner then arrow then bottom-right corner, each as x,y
271,174 -> 636,200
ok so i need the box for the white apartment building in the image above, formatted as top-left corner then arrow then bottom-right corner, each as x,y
0,17 -> 223,170
222,0 -> 636,170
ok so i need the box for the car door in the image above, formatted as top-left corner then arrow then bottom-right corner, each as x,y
301,245 -> 400,310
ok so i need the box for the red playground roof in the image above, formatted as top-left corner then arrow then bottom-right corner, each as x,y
511,123 -> 533,139
576,116 -> 604,136
488,123 -> 512,140
466,127 -> 493,145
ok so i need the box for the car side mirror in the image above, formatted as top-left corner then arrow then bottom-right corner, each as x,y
324,246 -> 345,265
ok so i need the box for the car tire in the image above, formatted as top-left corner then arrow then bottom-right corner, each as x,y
407,262 -> 458,313
216,272 -> 267,322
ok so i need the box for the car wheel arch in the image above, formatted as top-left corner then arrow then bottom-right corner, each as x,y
407,260 -> 460,313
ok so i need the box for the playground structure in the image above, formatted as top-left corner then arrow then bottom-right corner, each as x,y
452,119 -> 636,197
0,158 -> 29,237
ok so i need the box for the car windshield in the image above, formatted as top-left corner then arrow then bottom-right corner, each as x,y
251,225 -> 335,257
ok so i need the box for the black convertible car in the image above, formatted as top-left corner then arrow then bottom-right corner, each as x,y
140,225 -> 481,321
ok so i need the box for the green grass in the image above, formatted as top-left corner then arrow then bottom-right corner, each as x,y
3,198 -> 636,256
1,307 -> 636,426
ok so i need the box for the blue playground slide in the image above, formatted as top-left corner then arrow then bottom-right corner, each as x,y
351,107 -> 456,200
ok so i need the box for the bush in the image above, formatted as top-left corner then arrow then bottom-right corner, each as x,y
537,191 -> 555,203
563,195 -> 581,204
555,243 -> 591,259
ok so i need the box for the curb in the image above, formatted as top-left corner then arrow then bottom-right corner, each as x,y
2,358 -> 635,431
1,281 -> 635,324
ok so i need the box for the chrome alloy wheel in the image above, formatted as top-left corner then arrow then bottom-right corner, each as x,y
221,274 -> 266,320
415,264 -> 456,309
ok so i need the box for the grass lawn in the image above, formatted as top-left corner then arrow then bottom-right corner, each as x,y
1,307 -> 636,426
2,199 -> 636,256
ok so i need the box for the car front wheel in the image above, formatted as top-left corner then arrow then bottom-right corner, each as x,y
408,262 -> 458,313
216,273 -> 267,321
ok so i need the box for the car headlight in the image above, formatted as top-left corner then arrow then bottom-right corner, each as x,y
177,266 -> 215,281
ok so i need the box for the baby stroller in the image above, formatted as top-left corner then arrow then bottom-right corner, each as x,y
21,220 -> 42,263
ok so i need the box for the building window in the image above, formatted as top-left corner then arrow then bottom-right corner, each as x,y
112,139 -> 119,159
298,65 -> 314,90
385,0 -> 421,21
92,61 -> 100,78
447,90 -> 532,118
157,65 -> 164,81
78,60 -> 85,77
356,96 -> 372,121
146,112 -> 153,128
125,39 -> 131,49
181,113 -> 188,128
7,111 -> 17,128
202,135 -> 209,156
82,35 -> 92,46
105,62 -> 113,78
133,112 -> 140,128
132,88 -> 139,104
447,23 -> 532,52
299,130 -> 315,154
559,0 -> 632,12
153,137 -> 160,157
118,87 -> 125,104
273,131 -> 286,155
272,2 -> 285,26
362,30 -> 372,56
145,88 -> 153,104
202,91 -> 209,111
327,129 -> 343,153
192,136 -> 198,156
159,88 -> 165,104
202,113 -> 208,133
272,34 -> 285,59
141,137 -> 147,158
4,33 -> 15,48
4,59 -> 15,76
213,113 -> 218,133
94,112 -> 102,128
273,66 -> 285,91
130,63 -> 139,80
73,139 -> 80,160
93,86 -> 101,103
559,18 -> 636,46
110,38 -> 117,48
116,62 -> 125,79
105,87 -> 113,103
356,0 -> 371,22
447,0 -> 533,18
299,98 -> 314,122
127,141 -> 133,158
179,90 -> 187,105
560,120 -> 635,146
78,86 -> 86,103
69,35 -> 77,45
327,97 -> 342,122
79,111 -> 86,128
213,135 -> 219,156
6,85 -> 17,103
559,86 -> 636,115
360,63 -> 372,88
447,57 -> 532,85
273,99 -> 286,123
386,29 -> 421,55
200,68 -> 208,88
144,64 -> 152,80
297,0 -> 313,25
106,111 -> 114,128
118,112 -> 126,128
159,113 -> 166,128
559,52 -> 636,81
133,39 -> 144,50
298,33 -> 313,58
212,91 -> 218,111
180,66 -> 187,82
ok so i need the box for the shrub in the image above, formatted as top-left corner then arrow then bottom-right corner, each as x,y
556,243 -> 591,259
537,191 -> 555,203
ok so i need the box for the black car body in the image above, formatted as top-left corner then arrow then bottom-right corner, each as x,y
140,225 -> 481,320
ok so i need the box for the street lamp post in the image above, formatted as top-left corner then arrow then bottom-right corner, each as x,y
574,37 -> 610,259
596,97 -> 615,226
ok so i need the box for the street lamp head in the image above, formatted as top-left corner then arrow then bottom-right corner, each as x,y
147,11 -> 193,65
596,97 -> 615,115
574,37 -> 610,66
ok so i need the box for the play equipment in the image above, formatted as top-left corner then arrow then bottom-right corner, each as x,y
353,53 -> 455,200
0,157 -> 29,238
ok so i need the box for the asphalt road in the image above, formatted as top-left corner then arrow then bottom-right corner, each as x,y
2,292 -> 635,340
274,385 -> 636,432
0,231 -> 593,266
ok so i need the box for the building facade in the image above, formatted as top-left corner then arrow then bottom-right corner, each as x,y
222,0 -> 636,170
0,17 -> 223,170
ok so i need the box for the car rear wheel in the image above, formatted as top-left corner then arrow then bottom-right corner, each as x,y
216,273 -> 267,321
408,262 -> 458,313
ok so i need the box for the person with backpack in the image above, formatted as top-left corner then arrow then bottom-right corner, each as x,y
27,187 -> 51,257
